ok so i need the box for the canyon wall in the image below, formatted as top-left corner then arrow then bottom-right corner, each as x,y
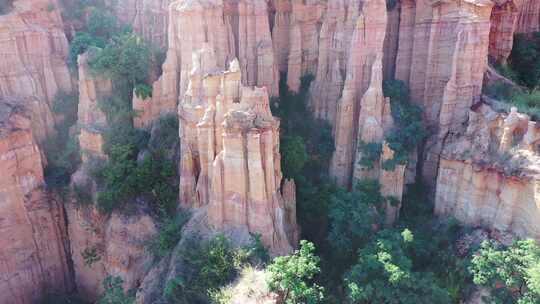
0,99 -> 72,304
178,47 -> 298,255
0,0 -> 72,142
1,0 -> 540,301
328,0 -> 388,188
435,104 -> 540,240
111,0 -> 172,49
516,0 -> 540,33
134,0 -> 280,127
67,52 -> 158,301
395,0 -> 493,187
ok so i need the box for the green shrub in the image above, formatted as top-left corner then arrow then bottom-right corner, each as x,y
89,32 -> 152,92
98,94 -> 149,154
134,83 -> 153,99
147,113 -> 179,153
148,213 -> 189,258
470,239 -> 540,303
508,32 -> 540,89
327,180 -> 384,256
357,140 -> 382,169
267,240 -> 325,304
68,32 -> 107,67
483,82 -> 540,121
98,276 -> 134,304
165,235 -> 253,303
81,245 -> 101,267
483,81 -> 518,101
86,8 -> 118,40
244,234 -> 270,266
96,144 -> 139,213
382,79 -> 427,170
95,142 -> 176,214
281,135 -> 309,178
44,92 -> 81,190
345,229 -> 451,304
511,89 -> 540,121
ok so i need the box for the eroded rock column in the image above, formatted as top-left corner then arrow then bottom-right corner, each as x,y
394,0 -> 493,186
0,100 -> 72,304
178,47 -> 298,255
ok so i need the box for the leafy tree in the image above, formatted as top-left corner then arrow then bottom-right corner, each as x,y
267,240 -> 325,304
281,135 -> 309,178
345,229 -> 451,304
86,8 -> 118,40
89,32 -> 151,97
357,140 -> 382,169
382,80 -> 427,170
98,276 -> 134,304
44,92 -> 81,190
165,235 -> 257,303
327,180 -> 384,255
469,239 -> 540,303
96,144 -> 139,213
95,143 -> 177,215
508,32 -> 540,89
148,212 -> 189,258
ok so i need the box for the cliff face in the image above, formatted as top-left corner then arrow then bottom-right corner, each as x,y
65,206 -> 157,300
516,0 -> 540,33
0,0 -> 72,141
76,52 -> 110,161
328,0 -> 388,188
489,0 -> 521,62
435,104 -> 540,240
178,47 -> 298,255
68,53 -> 157,301
111,0 -> 172,49
284,0 -> 326,92
0,99 -> 72,304
134,0 -> 279,127
395,0 -> 493,186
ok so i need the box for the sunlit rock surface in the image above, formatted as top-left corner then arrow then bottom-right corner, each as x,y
0,99 -> 72,304
435,104 -> 540,240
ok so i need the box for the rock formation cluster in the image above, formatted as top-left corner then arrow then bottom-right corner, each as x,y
435,104 -> 540,240
1,0 -> 540,302
178,47 -> 298,255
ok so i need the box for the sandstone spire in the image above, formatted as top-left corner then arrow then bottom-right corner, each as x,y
489,0 -> 521,63
134,0 -> 280,127
328,0 -> 388,188
178,48 -> 298,255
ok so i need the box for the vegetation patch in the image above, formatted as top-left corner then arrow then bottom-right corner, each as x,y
163,234 -> 269,303
382,79 -> 427,170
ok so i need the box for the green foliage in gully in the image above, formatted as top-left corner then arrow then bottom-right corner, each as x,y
164,235 -> 270,304
485,32 -> 540,121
